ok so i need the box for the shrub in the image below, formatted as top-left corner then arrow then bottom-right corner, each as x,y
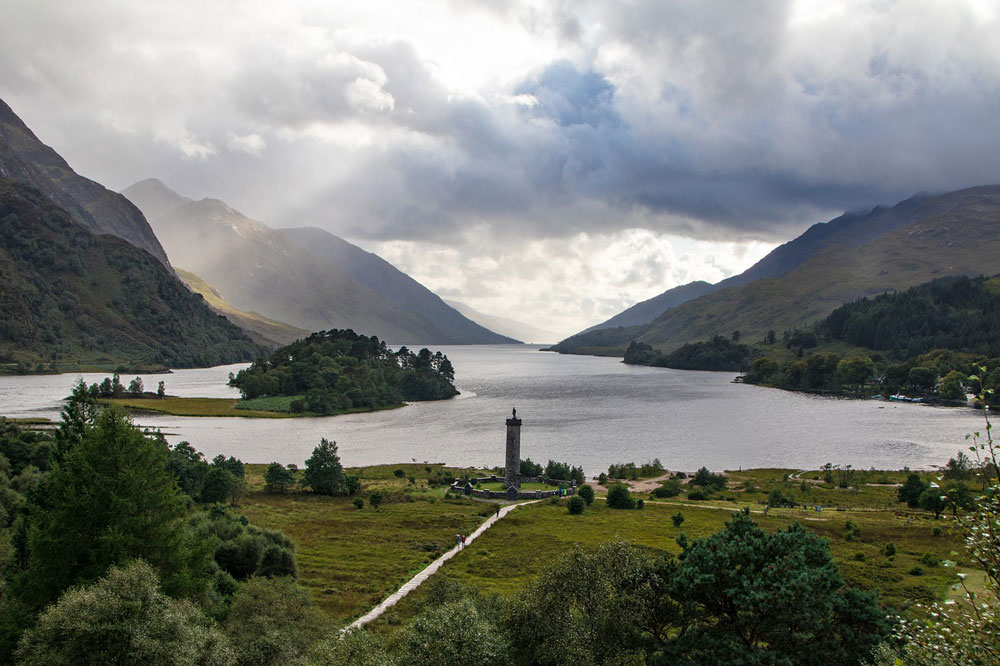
672,512 -> 685,528
844,520 -> 861,542
393,469 -> 405,478
687,488 -> 709,501
882,542 -> 896,557
636,499 -> 644,509
264,462 -> 295,494
369,491 -> 383,510
606,483 -> 635,509
567,496 -> 585,514
577,484 -> 595,505
919,553 -> 939,568
853,552 -> 866,561
353,498 -> 364,510
898,473 -> 928,508
767,489 -> 796,508
691,467 -> 727,490
909,566 -> 925,576
652,478 -> 682,498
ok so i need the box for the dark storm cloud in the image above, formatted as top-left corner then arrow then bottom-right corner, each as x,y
1,0 -> 998,246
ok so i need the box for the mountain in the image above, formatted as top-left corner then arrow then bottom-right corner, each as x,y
174,268 -> 309,347
444,300 -> 559,344
0,178 -> 263,369
576,189 -> 984,337
0,98 -> 169,266
279,227 -> 519,343
555,185 -> 1000,355
580,281 -> 717,333
123,179 -> 517,345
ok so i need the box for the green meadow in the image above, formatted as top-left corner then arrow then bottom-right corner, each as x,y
235,464 -> 974,629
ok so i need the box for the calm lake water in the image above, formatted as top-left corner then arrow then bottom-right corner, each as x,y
0,345 -> 985,475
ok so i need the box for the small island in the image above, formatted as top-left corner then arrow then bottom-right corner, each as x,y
228,329 -> 458,415
97,329 -> 459,417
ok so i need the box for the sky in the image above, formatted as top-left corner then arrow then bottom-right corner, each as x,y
2,1 -> 999,338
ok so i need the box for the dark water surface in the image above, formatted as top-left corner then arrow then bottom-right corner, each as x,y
0,345 -> 983,474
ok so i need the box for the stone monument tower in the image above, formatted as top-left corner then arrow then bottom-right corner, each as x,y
505,407 -> 522,488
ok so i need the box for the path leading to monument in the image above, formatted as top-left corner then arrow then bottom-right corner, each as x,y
345,499 -> 540,632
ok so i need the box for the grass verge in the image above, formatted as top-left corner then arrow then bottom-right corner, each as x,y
98,396 -> 407,418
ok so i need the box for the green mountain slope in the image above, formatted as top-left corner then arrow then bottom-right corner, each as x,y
637,186 -> 1000,350
553,185 -> 1000,355
0,98 -> 169,266
579,280 -> 717,333
0,179 -> 264,369
566,186 -> 1000,348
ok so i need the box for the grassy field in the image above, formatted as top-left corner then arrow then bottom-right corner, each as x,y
373,492 -> 971,631
233,464 -> 979,631
233,395 -> 305,412
238,464 -> 493,620
99,396 -> 294,418
99,396 -> 406,418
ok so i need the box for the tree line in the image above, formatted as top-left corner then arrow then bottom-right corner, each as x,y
624,335 -> 757,371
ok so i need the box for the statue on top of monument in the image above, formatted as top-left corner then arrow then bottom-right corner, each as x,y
512,407 -> 517,418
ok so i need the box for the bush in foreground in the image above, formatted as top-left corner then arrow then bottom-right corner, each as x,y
606,483 -> 635,510
15,560 -> 233,666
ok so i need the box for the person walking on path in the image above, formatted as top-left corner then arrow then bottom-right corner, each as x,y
495,504 -> 500,517
460,535 -> 466,548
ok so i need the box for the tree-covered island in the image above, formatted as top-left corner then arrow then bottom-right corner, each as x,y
228,329 -> 458,415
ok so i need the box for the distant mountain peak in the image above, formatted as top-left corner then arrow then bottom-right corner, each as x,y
124,181 -> 518,345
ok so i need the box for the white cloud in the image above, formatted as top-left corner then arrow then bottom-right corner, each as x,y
226,132 -> 266,156
373,228 -> 774,337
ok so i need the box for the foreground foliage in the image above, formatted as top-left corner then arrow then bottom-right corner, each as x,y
878,378 -> 1000,664
14,560 -> 233,666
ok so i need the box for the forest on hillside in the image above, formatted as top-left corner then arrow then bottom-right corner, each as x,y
228,329 -> 458,414
824,274 -> 1000,358
743,275 -> 1000,398
0,180 -> 263,370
